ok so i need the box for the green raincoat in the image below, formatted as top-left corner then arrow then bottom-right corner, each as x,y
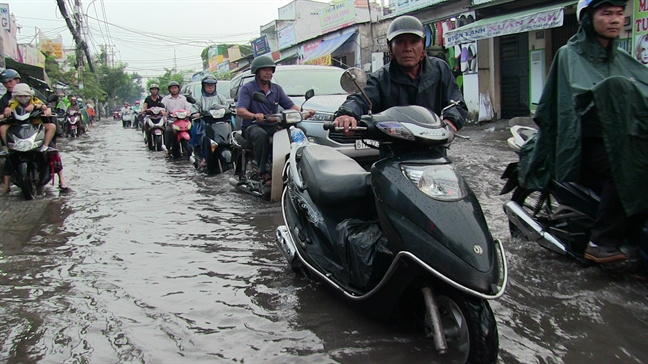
519,26 -> 648,216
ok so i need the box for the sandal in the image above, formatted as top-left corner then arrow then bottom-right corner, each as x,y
59,184 -> 70,191
260,172 -> 272,187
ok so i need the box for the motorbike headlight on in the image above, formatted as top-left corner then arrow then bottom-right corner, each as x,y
173,124 -> 181,131
15,139 -> 35,152
175,111 -> 187,119
401,164 -> 467,200
209,109 -> 226,118
283,111 -> 303,123
376,121 -> 415,141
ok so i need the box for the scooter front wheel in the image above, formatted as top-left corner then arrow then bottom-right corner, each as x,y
432,289 -> 498,364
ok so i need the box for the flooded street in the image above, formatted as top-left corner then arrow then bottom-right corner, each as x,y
1,119 -> 647,363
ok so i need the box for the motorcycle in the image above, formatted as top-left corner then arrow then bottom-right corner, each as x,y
169,109 -> 192,160
275,68 -> 507,363
143,107 -> 166,151
122,109 -> 133,128
0,107 -> 58,200
113,110 -> 119,121
229,91 -> 314,201
65,109 -> 82,138
500,125 -> 648,270
200,104 -> 233,175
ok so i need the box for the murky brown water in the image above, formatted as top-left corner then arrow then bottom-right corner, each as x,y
1,120 -> 646,363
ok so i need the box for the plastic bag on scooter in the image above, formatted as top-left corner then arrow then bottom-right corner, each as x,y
335,219 -> 388,290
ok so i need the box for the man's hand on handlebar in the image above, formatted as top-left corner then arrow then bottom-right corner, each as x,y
333,114 -> 358,135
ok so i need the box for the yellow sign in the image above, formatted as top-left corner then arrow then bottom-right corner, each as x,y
40,39 -> 63,59
304,54 -> 332,66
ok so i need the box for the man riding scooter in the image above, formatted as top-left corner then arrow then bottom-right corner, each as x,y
517,0 -> 648,263
236,56 -> 312,186
142,83 -> 166,147
162,81 -> 192,157
189,74 -> 227,170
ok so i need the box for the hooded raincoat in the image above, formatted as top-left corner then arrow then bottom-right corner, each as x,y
518,24 -> 648,216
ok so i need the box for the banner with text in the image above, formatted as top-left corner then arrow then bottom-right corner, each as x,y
319,0 -> 356,34
444,7 -> 564,47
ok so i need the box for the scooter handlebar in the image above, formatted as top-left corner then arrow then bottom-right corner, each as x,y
322,122 -> 367,131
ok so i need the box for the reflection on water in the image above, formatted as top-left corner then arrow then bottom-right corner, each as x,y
0,121 -> 646,363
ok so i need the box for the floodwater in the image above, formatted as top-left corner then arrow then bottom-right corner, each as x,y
0,120 -> 646,363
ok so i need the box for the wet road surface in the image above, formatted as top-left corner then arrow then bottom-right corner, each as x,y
1,119 -> 647,363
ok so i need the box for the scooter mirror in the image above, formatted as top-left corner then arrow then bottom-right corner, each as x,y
340,67 -> 367,94
252,92 -> 267,104
186,95 -> 197,104
304,89 -> 315,101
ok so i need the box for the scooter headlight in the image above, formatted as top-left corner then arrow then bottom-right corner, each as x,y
283,111 -> 303,124
401,164 -> 467,200
376,121 -> 415,141
175,111 -> 187,119
209,109 -> 226,118
172,124 -> 181,131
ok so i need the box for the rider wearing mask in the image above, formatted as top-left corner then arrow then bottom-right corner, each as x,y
333,15 -> 467,135
132,100 -> 142,128
68,96 -> 81,112
190,74 -> 227,168
162,81 -> 192,156
519,0 -> 648,263
236,56 -> 311,186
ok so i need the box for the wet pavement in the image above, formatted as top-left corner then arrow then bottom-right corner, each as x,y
1,119 -> 647,363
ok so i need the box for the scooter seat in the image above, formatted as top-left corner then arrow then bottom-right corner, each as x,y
301,144 -> 371,206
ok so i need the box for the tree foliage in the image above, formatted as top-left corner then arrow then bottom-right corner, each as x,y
146,69 -> 185,91
43,51 -> 144,107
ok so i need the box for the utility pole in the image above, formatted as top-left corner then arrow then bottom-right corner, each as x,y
56,0 -> 94,72
173,49 -> 177,73
75,0 -> 84,89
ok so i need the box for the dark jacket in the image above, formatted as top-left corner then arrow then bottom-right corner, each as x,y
518,25 -> 648,216
335,56 -> 467,129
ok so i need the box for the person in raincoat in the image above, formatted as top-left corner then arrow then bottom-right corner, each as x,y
518,0 -> 648,263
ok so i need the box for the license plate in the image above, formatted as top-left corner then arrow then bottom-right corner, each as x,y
153,129 -> 162,135
355,139 -> 379,149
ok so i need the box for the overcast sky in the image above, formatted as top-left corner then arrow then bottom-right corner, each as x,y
10,0 -> 329,77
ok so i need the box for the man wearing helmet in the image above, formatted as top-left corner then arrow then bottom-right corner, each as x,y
236,56 -> 311,185
143,83 -> 164,112
162,81 -> 192,155
519,0 -> 648,263
190,74 -> 227,168
142,83 -> 166,147
333,15 -> 467,135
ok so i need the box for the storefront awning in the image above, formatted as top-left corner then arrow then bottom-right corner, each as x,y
301,32 -> 355,64
444,1 -> 577,47
5,57 -> 52,91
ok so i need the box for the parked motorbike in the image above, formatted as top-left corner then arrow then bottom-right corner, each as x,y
122,109 -> 133,128
500,125 -> 648,271
200,104 -> 233,175
0,107 -> 58,200
275,68 -> 507,363
143,107 -> 166,151
229,90 -> 313,201
169,109 -> 192,159
65,109 -> 81,138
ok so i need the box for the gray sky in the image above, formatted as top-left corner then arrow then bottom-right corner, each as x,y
10,0 -> 329,77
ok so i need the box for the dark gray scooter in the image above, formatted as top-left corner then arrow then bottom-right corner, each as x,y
276,68 -> 507,364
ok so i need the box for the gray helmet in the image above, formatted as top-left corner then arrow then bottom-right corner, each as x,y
201,74 -> 218,85
577,0 -> 627,21
149,83 -> 160,90
0,69 -> 21,83
168,81 -> 180,91
386,15 -> 425,42
250,56 -> 276,75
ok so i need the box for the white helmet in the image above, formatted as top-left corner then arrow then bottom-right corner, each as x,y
577,0 -> 627,22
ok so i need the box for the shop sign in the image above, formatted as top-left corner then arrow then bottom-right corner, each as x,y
319,0 -> 356,34
304,54 -> 332,66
